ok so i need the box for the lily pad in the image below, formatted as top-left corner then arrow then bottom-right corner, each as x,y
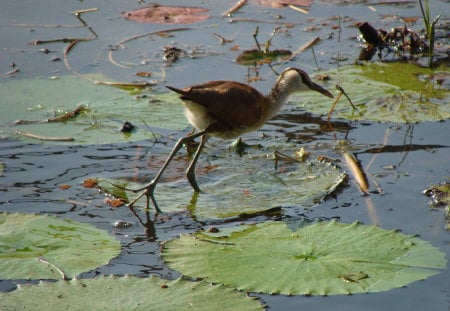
123,5 -> 209,24
294,63 -> 450,123
0,75 -> 188,144
0,213 -> 121,279
162,220 -> 447,295
0,275 -> 263,310
100,154 -> 346,220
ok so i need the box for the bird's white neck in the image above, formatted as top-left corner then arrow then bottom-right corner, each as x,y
266,70 -> 304,119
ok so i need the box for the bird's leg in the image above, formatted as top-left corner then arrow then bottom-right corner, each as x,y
186,134 -> 207,192
128,130 -> 206,212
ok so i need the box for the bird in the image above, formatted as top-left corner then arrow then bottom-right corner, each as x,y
127,67 -> 334,212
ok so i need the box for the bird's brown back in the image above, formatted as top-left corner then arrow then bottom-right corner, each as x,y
168,81 -> 267,135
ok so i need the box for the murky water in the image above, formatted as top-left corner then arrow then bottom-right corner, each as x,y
1,0 -> 449,310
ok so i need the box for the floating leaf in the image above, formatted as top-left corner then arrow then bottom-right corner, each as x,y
294,63 -> 450,123
0,276 -> 263,310
0,75 -> 188,144
0,213 -> 121,279
101,155 -> 346,220
162,221 -> 447,295
123,5 -> 209,24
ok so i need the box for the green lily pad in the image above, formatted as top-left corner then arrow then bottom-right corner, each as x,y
0,275 -> 263,310
162,220 -> 447,295
295,63 -> 450,123
0,213 -> 121,279
0,75 -> 188,144
100,154 -> 346,220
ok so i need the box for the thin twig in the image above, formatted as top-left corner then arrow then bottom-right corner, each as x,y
213,33 -> 234,45
15,130 -> 75,142
311,46 -> 320,70
253,26 -> 262,51
289,36 -> 321,60
138,116 -> 160,148
228,17 -> 299,24
335,85 -> 362,115
108,28 -> 190,69
72,8 -> 99,14
327,89 -> 343,120
14,105 -> 87,125
223,0 -> 247,16
36,256 -> 70,280
264,26 -> 281,53
287,4 -> 309,14
273,150 -> 300,170
14,23 -> 84,28
95,80 -> 157,88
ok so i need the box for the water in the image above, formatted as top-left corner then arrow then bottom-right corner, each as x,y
1,0 -> 449,310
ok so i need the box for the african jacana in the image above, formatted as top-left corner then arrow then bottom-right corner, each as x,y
128,67 -> 334,212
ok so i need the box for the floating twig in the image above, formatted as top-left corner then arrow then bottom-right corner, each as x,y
287,4 -> 309,14
223,0 -> 248,16
213,33 -> 234,45
72,8 -> 99,14
14,23 -> 84,28
37,256 -> 69,280
28,9 -> 98,46
342,152 -> 369,194
228,17 -> 299,24
4,68 -> 20,76
108,27 -> 190,69
15,130 -> 75,142
274,150 -> 301,171
289,36 -> 321,60
14,105 -> 87,125
95,80 -> 157,88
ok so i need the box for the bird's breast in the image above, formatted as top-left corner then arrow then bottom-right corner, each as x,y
182,100 -> 214,132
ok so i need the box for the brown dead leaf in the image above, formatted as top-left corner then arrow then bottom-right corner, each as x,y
136,71 -> 152,77
82,178 -> 98,188
104,197 -> 127,208
58,184 -> 71,190
123,5 -> 209,24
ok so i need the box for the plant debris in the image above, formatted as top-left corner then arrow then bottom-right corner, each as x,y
357,21 -> 429,61
123,5 -> 209,24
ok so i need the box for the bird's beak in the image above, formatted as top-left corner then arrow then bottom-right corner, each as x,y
311,82 -> 334,98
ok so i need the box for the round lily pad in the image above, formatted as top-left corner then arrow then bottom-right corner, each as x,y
162,220 -> 447,295
294,63 -> 450,123
0,75 -> 188,144
0,276 -> 263,310
0,213 -> 121,279
99,155 -> 346,220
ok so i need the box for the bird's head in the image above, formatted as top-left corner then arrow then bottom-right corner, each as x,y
277,67 -> 334,98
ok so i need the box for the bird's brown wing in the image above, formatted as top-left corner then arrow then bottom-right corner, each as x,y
173,81 -> 266,131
